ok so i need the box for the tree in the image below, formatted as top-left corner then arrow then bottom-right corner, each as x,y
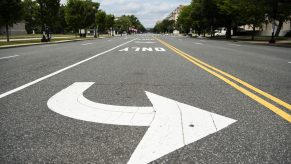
65,0 -> 99,34
54,5 -> 68,34
177,5 -> 192,34
36,0 -> 61,33
105,14 -> 115,34
266,0 -> 291,38
95,10 -> 107,33
239,0 -> 266,40
128,15 -> 146,33
115,15 -> 132,34
0,0 -> 23,42
153,19 -> 175,34
23,0 -> 40,34
216,0 -> 242,39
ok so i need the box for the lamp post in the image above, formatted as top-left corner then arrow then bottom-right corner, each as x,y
92,6 -> 97,38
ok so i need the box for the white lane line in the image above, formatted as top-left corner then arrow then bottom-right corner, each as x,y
82,43 -> 93,46
42,44 -> 56,47
0,55 -> 19,60
0,38 -> 137,99
228,43 -> 241,46
194,42 -> 204,45
288,62 -> 291,64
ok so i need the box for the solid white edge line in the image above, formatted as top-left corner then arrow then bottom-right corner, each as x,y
0,38 -> 137,99
0,55 -> 19,60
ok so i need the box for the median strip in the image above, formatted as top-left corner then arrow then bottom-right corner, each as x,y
155,37 -> 291,123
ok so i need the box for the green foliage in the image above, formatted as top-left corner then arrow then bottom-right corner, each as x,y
0,0 -> 23,41
95,10 -> 107,33
0,0 -> 23,27
115,15 -> 132,34
176,6 -> 193,33
65,0 -> 99,33
153,19 -> 175,33
105,14 -> 115,31
36,0 -> 61,33
155,0 -> 291,40
115,15 -> 145,34
22,0 -> 40,34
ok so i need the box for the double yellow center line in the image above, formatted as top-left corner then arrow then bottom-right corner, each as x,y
154,37 -> 291,123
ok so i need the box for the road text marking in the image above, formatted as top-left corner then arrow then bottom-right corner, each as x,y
0,39 -> 136,99
119,47 -> 166,52
0,55 -> 19,60
135,41 -> 156,44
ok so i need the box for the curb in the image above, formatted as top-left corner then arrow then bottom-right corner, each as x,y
237,41 -> 291,48
194,37 -> 291,48
0,38 -> 98,49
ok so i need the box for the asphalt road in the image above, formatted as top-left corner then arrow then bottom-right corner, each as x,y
0,34 -> 290,163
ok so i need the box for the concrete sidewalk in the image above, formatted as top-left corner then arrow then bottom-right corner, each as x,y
0,36 -> 86,42
237,39 -> 291,48
0,38 -> 94,49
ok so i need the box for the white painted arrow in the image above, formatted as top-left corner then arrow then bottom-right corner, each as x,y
47,82 -> 236,164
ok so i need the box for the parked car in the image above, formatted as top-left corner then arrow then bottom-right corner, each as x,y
215,28 -> 233,36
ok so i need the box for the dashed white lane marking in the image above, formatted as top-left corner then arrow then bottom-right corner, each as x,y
288,62 -> 291,64
42,44 -> 56,47
194,42 -> 204,45
82,43 -> 93,46
0,55 -> 19,60
228,43 -> 241,46
0,38 -> 137,99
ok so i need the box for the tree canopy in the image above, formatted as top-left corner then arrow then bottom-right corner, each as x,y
0,0 -> 23,41
154,0 -> 291,40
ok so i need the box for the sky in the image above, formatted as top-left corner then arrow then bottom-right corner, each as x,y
60,0 -> 191,28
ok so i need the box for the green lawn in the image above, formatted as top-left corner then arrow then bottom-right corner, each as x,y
0,34 -> 112,47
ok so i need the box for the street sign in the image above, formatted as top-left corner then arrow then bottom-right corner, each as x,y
48,82 -> 236,164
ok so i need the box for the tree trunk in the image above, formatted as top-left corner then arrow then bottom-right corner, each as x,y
275,20 -> 283,37
6,24 -> 10,42
251,25 -> 255,41
226,27 -> 232,39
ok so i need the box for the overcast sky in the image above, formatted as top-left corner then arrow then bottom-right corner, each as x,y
60,0 -> 191,28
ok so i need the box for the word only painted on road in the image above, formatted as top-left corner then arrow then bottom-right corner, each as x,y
138,39 -> 155,41
119,47 -> 166,52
